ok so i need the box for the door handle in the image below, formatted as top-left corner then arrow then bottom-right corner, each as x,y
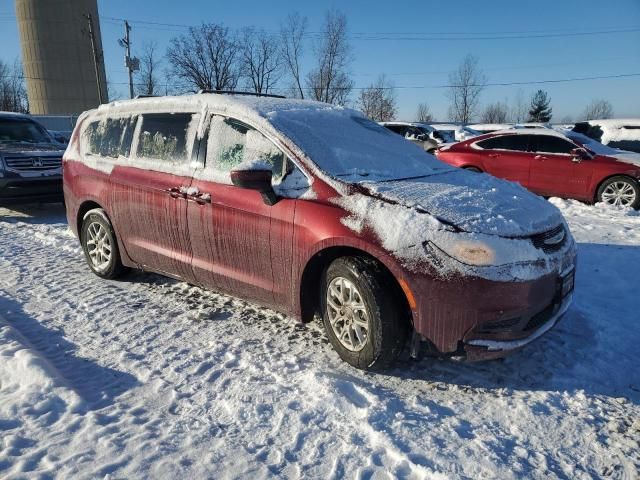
488,153 -> 500,158
534,155 -> 548,161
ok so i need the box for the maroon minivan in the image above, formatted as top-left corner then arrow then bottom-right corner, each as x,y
63,93 -> 576,369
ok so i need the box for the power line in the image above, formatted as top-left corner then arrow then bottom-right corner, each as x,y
100,16 -> 640,41
10,72 -> 640,91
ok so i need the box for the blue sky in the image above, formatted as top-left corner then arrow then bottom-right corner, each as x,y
1,0 -> 639,121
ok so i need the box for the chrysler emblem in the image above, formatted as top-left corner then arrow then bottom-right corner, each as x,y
32,157 -> 44,168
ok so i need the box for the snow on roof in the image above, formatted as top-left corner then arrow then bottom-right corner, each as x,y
488,127 -> 570,138
584,118 -> 640,127
469,123 -> 514,131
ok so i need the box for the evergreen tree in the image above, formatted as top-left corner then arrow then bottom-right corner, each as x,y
527,89 -> 552,122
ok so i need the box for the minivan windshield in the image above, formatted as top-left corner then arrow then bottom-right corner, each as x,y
269,109 -> 451,181
0,118 -> 54,144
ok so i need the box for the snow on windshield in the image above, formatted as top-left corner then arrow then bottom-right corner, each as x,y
267,108 -> 451,181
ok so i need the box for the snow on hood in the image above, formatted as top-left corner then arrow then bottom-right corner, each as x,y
363,169 -> 562,237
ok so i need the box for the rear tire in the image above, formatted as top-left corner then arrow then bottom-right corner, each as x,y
80,208 -> 127,279
596,176 -> 640,209
320,256 -> 409,370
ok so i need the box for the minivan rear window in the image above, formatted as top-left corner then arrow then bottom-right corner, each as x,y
136,113 -> 194,163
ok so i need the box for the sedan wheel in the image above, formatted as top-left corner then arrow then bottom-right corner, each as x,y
598,176 -> 639,209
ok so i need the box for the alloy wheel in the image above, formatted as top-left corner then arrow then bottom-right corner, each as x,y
601,181 -> 637,207
326,276 -> 370,351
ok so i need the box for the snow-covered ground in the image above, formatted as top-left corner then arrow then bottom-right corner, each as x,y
0,200 -> 638,479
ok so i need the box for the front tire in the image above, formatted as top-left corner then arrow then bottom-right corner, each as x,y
597,176 -> 640,209
320,256 -> 409,370
80,208 -> 127,279
463,166 -> 482,173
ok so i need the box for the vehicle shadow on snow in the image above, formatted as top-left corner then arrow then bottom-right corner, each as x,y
392,242 -> 640,405
0,294 -> 139,409
0,203 -> 67,224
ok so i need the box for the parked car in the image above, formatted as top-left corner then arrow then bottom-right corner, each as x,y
379,121 -> 445,153
436,129 -> 640,209
0,112 -> 66,204
32,114 -> 78,145
469,123 -> 514,134
514,123 -> 552,129
430,124 -> 481,142
572,119 -> 640,153
64,93 -> 576,369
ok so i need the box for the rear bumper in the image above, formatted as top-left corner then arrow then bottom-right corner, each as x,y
0,175 -> 63,204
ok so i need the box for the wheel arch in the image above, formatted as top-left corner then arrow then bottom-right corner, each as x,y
77,200 -> 104,235
298,245 -> 413,329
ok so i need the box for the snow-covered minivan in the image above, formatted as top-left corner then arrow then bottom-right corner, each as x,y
63,92 -> 576,369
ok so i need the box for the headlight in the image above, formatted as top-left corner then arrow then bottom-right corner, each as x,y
447,239 -> 496,266
427,229 -> 547,268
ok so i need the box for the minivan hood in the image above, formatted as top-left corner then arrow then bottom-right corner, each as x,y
0,142 -> 65,154
362,169 -> 563,237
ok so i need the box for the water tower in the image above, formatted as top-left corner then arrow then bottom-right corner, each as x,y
15,0 -> 108,115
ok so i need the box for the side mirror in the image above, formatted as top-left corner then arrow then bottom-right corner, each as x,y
230,168 -> 277,206
570,147 -> 591,162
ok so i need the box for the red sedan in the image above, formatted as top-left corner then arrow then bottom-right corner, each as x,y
436,130 -> 640,209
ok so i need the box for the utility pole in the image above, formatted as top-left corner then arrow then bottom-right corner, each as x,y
119,21 -> 139,99
85,13 -> 105,104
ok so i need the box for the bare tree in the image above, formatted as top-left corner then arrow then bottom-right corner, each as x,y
510,89 -> 527,123
136,41 -> 160,96
0,58 -> 28,112
306,9 -> 353,105
581,99 -> 613,120
416,103 -> 434,123
481,101 -> 508,123
280,12 -> 307,99
447,54 -> 486,123
166,23 -> 240,92
357,74 -> 396,122
239,28 -> 282,94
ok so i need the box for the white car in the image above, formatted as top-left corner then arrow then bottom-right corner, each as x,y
468,123 -> 514,134
429,124 -> 481,142
572,119 -> 640,154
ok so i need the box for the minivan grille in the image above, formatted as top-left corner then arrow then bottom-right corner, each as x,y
531,224 -> 566,253
4,156 -> 62,171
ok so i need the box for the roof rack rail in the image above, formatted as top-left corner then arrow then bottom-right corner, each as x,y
197,89 -> 285,99
134,94 -> 157,99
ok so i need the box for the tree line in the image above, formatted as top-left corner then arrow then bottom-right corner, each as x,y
0,8 -> 619,124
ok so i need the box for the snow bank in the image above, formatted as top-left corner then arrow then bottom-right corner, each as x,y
0,316 -> 83,426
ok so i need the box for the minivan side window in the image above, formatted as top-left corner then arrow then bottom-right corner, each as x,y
136,113 -> 194,162
84,116 -> 136,158
207,116 -> 286,179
